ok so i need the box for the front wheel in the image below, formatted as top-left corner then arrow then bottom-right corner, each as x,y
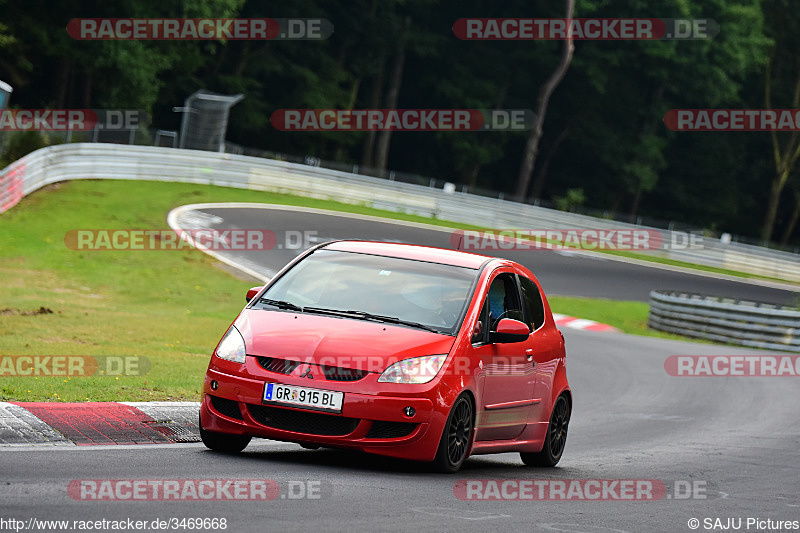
520,394 -> 570,467
432,394 -> 473,473
199,413 -> 251,453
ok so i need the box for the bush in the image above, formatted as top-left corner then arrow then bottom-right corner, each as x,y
0,131 -> 56,168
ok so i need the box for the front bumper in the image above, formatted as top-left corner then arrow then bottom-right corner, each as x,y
201,367 -> 446,462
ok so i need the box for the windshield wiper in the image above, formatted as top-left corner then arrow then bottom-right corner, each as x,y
302,306 -> 366,319
258,298 -> 303,312
342,311 -> 442,333
268,304 -> 443,333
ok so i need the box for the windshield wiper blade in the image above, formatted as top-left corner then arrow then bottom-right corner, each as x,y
343,311 -> 441,333
299,306 -> 442,333
258,298 -> 303,312
302,306 -> 365,318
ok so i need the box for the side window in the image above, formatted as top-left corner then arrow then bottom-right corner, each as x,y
471,298 -> 489,344
519,276 -> 545,331
487,273 -> 523,330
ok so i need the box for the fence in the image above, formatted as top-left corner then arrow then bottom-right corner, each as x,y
648,290 -> 800,352
1,143 -> 799,282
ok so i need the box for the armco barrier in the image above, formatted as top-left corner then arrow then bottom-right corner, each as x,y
1,143 -> 799,281
648,290 -> 800,352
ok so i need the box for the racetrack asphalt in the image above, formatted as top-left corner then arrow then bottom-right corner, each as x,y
2,328 -> 798,533
2,204 -> 798,533
170,203 -> 800,305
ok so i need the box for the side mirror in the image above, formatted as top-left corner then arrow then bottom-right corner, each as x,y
245,286 -> 264,303
489,318 -> 530,344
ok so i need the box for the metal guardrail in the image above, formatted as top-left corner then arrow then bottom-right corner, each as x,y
1,143 -> 799,282
648,290 -> 800,352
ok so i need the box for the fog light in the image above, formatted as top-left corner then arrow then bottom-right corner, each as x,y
404,406 -> 415,417
211,380 -> 218,391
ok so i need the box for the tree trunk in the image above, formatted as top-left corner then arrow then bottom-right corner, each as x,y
360,63 -> 384,170
762,174 -> 789,242
514,0 -> 575,202
761,53 -> 800,242
80,73 -> 92,108
779,189 -> 800,245
374,17 -> 411,174
530,126 -> 570,199
53,59 -> 71,108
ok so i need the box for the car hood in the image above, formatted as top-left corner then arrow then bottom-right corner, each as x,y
235,309 -> 456,373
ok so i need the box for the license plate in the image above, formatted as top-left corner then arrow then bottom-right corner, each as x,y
263,383 -> 344,413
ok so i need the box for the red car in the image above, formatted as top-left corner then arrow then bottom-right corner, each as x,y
200,240 -> 571,472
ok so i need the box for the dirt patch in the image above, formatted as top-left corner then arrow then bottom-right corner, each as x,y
0,306 -> 55,316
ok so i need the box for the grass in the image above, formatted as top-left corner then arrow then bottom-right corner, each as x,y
546,296 -> 708,341
0,179 -> 491,402
0,179 -> 725,401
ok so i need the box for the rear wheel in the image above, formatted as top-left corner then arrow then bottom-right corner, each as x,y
520,394 -> 570,467
199,413 -> 251,453
432,394 -> 473,473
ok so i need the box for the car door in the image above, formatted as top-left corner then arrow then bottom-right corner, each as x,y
518,274 -> 564,422
470,270 -> 537,441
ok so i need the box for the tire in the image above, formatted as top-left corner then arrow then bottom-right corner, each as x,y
199,412 -> 251,453
520,394 -> 570,467
432,394 -> 473,473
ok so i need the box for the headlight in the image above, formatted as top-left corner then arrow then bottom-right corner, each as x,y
215,326 -> 246,363
377,354 -> 447,384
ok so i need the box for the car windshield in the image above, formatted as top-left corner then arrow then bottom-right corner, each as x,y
258,249 -> 479,334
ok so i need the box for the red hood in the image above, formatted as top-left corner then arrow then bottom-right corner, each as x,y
234,309 -> 456,373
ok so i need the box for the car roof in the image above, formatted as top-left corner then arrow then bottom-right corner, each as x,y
323,240 -> 494,269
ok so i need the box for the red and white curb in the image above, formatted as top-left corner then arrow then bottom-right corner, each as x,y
0,314 -> 615,447
0,401 -> 200,446
552,313 -> 620,333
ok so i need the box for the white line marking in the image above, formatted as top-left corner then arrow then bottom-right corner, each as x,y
411,507 -> 511,521
168,202 -> 799,291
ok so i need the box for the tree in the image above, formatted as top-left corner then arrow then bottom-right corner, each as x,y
760,0 -> 800,242
513,0 -> 575,201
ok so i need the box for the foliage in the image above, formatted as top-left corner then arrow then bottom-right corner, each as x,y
2,0 -> 799,243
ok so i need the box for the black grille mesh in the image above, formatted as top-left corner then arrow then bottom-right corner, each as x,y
365,421 -> 418,439
247,404 -> 360,436
257,357 -> 300,375
209,395 -> 243,420
321,365 -> 368,381
255,357 -> 368,382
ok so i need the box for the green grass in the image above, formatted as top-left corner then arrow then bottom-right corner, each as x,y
0,179 -> 491,402
0,179 -> 726,401
546,296 -> 708,341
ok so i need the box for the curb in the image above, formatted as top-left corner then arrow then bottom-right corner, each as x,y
552,313 -> 620,333
0,401 -> 200,447
1,317 -> 616,447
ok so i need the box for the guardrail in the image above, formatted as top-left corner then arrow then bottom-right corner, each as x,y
1,143 -> 799,282
648,290 -> 800,352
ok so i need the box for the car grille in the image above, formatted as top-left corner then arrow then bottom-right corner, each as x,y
320,365 -> 368,381
256,357 -> 300,375
209,395 -> 243,420
365,421 -> 418,439
255,357 -> 368,382
247,404 -> 360,436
